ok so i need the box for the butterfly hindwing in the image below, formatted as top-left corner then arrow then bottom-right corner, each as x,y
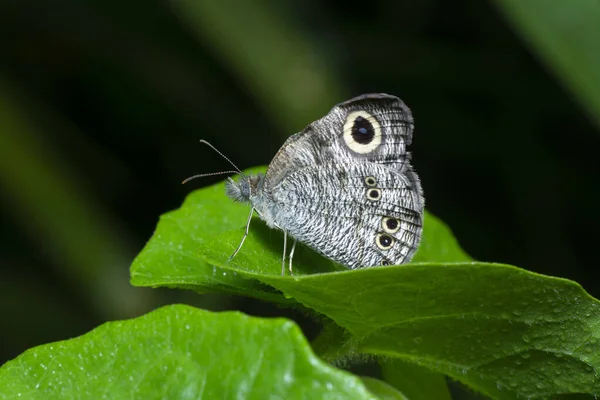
269,161 -> 422,268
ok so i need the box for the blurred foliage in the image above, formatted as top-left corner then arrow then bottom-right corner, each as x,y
1,0 -> 599,398
494,0 -> 600,130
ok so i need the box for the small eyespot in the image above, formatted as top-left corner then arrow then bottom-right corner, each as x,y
376,233 -> 395,250
342,110 -> 382,154
382,217 -> 400,234
364,176 -> 377,187
367,188 -> 381,201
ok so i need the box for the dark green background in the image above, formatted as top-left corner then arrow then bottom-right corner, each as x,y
1,0 -> 598,390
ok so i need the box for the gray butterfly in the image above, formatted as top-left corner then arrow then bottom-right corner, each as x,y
194,93 -> 424,274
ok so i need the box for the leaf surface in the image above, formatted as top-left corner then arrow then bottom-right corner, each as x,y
0,305 -> 377,400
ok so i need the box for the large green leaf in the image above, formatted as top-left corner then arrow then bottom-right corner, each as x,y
262,264 -> 600,399
131,172 -> 600,399
0,305 -> 377,400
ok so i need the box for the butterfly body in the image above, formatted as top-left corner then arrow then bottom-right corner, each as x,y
225,93 -> 424,269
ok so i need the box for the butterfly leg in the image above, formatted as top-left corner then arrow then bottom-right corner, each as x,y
281,231 -> 288,276
288,239 -> 297,276
228,207 -> 254,261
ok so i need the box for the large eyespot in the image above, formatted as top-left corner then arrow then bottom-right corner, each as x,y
382,217 -> 400,234
376,233 -> 395,250
366,188 -> 381,201
364,176 -> 377,187
343,110 -> 382,154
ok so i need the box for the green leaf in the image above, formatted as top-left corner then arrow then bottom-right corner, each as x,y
132,172 -> 600,399
263,265 -> 600,399
380,359 -> 452,400
0,305 -> 377,400
360,377 -> 408,400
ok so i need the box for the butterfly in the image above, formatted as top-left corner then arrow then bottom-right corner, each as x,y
188,93 -> 424,275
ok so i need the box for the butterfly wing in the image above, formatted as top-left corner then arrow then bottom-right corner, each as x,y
261,93 -> 424,268
264,93 -> 415,187
269,163 -> 422,268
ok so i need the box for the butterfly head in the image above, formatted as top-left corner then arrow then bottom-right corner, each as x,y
226,174 -> 264,203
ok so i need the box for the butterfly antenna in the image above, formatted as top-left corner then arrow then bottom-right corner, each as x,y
199,140 -> 243,174
182,140 -> 246,184
182,171 -> 241,185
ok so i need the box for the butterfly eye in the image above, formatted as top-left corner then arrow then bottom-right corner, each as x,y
364,176 -> 377,187
382,217 -> 400,234
367,188 -> 381,201
342,110 -> 382,154
376,233 -> 395,250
